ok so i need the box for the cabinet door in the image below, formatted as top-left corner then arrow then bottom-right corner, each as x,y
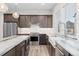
15,44 -> 21,56
47,15 -> 52,28
3,48 -> 15,56
25,39 -> 29,56
25,16 -> 31,27
38,15 -> 52,28
19,16 -> 26,27
48,42 -> 51,56
15,41 -> 25,56
50,44 -> 55,56
19,16 -> 30,28
38,16 -> 48,28
21,45 -> 25,56
31,16 -> 39,24
39,34 -> 47,45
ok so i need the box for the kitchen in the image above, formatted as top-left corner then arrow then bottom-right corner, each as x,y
0,3 -> 79,56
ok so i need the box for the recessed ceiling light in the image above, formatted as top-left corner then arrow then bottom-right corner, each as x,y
0,3 -> 8,12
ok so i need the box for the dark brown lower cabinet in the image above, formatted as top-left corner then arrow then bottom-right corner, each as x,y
25,38 -> 30,56
50,44 -> 55,56
15,40 -> 26,56
55,42 -> 72,56
3,39 -> 29,56
3,48 -> 15,56
39,34 -> 48,45
47,41 -> 72,56
15,46 -> 25,56
47,41 -> 55,56
48,42 -> 51,56
21,45 -> 25,56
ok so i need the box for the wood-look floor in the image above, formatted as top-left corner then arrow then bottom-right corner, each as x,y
28,42 -> 49,56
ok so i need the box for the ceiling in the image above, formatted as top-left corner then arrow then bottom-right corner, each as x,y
6,3 -> 56,12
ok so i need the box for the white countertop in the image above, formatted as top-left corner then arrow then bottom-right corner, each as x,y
0,35 -> 29,56
0,35 -> 17,42
49,36 -> 79,56
49,37 -> 56,48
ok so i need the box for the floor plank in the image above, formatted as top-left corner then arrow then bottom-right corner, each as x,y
28,44 -> 49,56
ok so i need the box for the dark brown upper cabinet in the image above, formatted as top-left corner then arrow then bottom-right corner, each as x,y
4,14 -> 18,23
38,15 -> 52,28
19,15 -> 31,28
47,15 -> 52,28
39,34 -> 48,45
30,16 -> 39,24
38,16 -> 48,28
18,15 -> 52,28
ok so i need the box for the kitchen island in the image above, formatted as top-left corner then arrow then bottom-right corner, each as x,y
0,35 -> 29,56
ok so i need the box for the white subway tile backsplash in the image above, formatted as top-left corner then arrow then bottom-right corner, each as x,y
18,28 -> 56,36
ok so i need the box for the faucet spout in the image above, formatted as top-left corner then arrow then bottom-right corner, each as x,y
72,38 -> 77,40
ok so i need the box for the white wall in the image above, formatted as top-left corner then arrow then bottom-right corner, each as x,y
75,4 -> 79,39
52,3 -> 79,39
52,3 -> 66,35
0,13 -> 3,38
18,11 -> 52,15
6,10 -> 52,15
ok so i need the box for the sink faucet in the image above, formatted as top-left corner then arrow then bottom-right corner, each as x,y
72,38 -> 77,40
64,34 -> 77,40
